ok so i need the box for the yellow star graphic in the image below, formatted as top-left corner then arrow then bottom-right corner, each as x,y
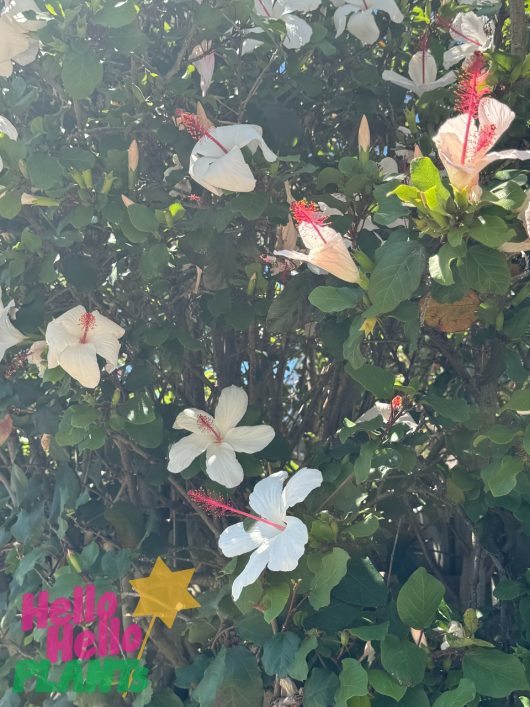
130,557 -> 200,629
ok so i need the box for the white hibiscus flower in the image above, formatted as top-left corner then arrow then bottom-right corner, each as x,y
0,0 -> 47,78
168,386 -> 275,488
218,467 -> 323,599
45,306 -> 125,389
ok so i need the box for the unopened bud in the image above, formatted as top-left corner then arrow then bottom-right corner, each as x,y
121,195 -> 135,208
21,193 -> 60,207
413,144 -> 423,159
40,433 -> 51,454
128,139 -> 139,172
358,115 -> 370,153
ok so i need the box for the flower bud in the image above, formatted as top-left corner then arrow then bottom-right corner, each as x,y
128,139 -> 139,172
121,194 -> 135,208
358,115 -> 370,153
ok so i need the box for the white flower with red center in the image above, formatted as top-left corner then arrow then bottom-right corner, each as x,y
382,45 -> 456,97
274,200 -> 360,283
0,0 -> 47,78
176,110 -> 277,196
168,386 -> 275,488
433,65 -> 530,201
0,288 -> 26,362
45,306 -> 125,389
189,41 -> 215,97
242,0 -> 321,54
193,467 -> 323,600
332,0 -> 403,45
355,399 -> 417,431
438,12 -> 493,69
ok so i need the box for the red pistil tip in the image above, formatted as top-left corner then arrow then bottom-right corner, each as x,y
455,53 -> 491,118
391,395 -> 403,410
188,489 -> 229,517
290,200 -> 330,228
175,109 -> 208,140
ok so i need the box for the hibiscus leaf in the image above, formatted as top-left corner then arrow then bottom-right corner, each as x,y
335,659 -> 369,706
262,632 -> 300,676
309,547 -> 349,609
367,236 -> 426,314
459,245 -> 510,294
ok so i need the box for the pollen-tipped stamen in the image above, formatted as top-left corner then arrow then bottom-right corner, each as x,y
290,200 -> 329,244
79,312 -> 96,344
175,110 -> 228,154
188,489 -> 286,531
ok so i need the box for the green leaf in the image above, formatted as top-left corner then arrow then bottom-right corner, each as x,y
429,244 -> 465,286
468,215 -> 516,248
347,364 -> 395,398
230,193 -> 269,220
104,501 -> 145,548
354,440 -> 379,484
343,316 -> 365,370
0,190 -> 22,219
493,580 -> 526,600
368,669 -> 407,701
304,668 -> 340,707
367,237 -> 426,314
400,686 -> 430,707
459,245 -> 510,295
93,0 -> 138,27
463,648 -> 528,697
215,646 -> 263,707
27,153 -> 65,190
348,621 -> 388,641
262,583 -> 290,623
308,286 -> 362,313
433,678 -> 477,707
423,392 -> 471,422
333,556 -> 388,607
68,404 -> 100,428
62,47 -> 103,99
335,659 -> 368,706
502,388 -> 530,413
126,203 -> 159,232
480,456 -> 524,497
309,547 -> 350,609
396,567 -> 445,629
473,425 -> 517,446
262,632 -> 300,676
410,157 -> 449,200
381,634 -> 427,686
288,635 -> 318,681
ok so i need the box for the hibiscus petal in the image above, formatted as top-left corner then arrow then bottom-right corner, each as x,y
214,386 -> 248,435
267,516 -> 308,572
92,311 -> 125,340
57,343 -> 101,388
93,335 -> 121,372
206,442 -> 244,487
249,471 -> 288,521
477,98 -> 514,148
168,434 -> 208,474
381,69 -> 415,93
333,4 -> 355,37
190,148 -> 257,195
310,236 -> 359,283
218,522 -> 261,558
373,0 -> 403,22
282,13 -> 313,50
173,408 -> 218,440
282,467 -> 323,509
347,11 -> 380,44
407,51 -> 436,87
0,299 -> 25,362
47,305 -> 87,340
443,44 -> 476,70
231,544 -> 270,600
224,425 -> 275,453
0,116 -> 18,141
